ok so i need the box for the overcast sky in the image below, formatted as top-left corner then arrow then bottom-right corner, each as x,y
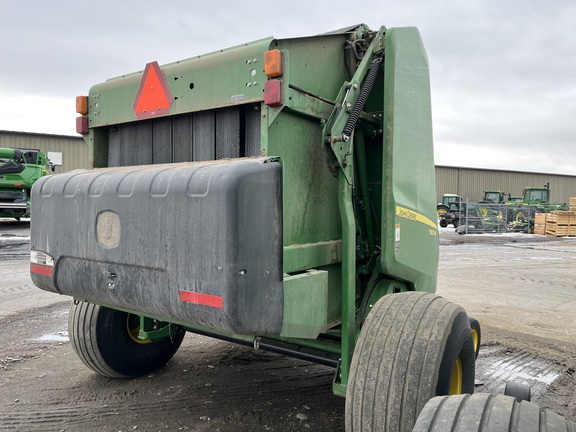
1,1 -> 574,175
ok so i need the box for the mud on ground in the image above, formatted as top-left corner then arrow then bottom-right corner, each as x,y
2,304 -> 576,430
0,301 -> 345,431
2,222 -> 576,430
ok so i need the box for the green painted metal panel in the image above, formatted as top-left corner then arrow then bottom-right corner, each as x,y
274,34 -> 349,103
267,112 -> 340,247
280,270 -> 328,339
380,27 -> 439,292
283,241 -> 342,274
87,38 -> 273,128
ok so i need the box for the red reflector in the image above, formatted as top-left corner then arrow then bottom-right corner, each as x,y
133,61 -> 173,119
264,79 -> 283,107
31,264 -> 53,277
179,290 -> 223,309
76,116 -> 88,135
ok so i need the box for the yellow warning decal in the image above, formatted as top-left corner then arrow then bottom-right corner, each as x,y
396,205 -> 438,231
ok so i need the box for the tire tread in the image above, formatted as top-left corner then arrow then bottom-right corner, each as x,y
413,394 -> 576,432
68,300 -> 184,378
346,292 -> 474,432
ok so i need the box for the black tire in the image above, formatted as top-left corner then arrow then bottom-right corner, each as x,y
439,219 -> 448,228
506,208 -> 514,224
453,218 -> 459,228
516,207 -> 537,223
505,380 -> 532,402
469,317 -> 481,360
68,301 -> 185,378
413,393 -> 576,431
437,205 -> 449,217
345,292 -> 475,432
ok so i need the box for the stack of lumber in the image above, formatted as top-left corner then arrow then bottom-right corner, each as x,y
534,213 -> 547,235
545,210 -> 576,237
570,197 -> 576,211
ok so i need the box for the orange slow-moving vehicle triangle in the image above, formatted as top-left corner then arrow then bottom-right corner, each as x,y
133,61 -> 173,119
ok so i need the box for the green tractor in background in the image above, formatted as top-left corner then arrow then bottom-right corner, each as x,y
479,190 -> 506,205
437,193 -> 461,217
437,194 -> 484,230
477,190 -> 507,218
507,185 -> 568,221
506,184 -> 568,232
437,193 -> 464,228
0,147 -> 53,221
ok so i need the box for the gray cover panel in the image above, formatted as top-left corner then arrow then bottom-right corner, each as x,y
30,158 -> 283,335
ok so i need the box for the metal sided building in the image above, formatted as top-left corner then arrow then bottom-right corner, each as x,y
0,130 -> 88,175
2,130 -> 574,203
436,165 -> 576,204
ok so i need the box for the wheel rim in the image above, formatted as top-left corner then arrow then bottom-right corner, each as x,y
449,357 -> 463,395
437,209 -> 447,217
471,329 -> 479,356
126,314 -> 150,345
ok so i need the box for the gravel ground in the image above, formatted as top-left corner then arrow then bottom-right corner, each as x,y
1,219 -> 576,430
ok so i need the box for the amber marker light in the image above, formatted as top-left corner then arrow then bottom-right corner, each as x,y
264,50 -> 283,77
76,96 -> 88,114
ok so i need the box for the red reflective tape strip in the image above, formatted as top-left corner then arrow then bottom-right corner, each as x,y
179,291 -> 223,309
31,264 -> 53,277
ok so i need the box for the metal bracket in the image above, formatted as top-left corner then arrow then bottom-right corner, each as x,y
322,26 -> 386,184
138,316 -> 178,342
332,358 -> 346,397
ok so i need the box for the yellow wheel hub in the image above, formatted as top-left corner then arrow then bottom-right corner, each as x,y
472,329 -> 479,356
126,314 -> 150,345
449,358 -> 463,395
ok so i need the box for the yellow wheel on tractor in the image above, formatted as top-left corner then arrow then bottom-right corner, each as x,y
516,210 -> 526,222
437,205 -> 449,217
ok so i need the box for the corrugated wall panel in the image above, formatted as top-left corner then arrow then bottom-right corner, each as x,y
0,131 -> 89,175
2,131 -> 575,203
436,166 -> 576,204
